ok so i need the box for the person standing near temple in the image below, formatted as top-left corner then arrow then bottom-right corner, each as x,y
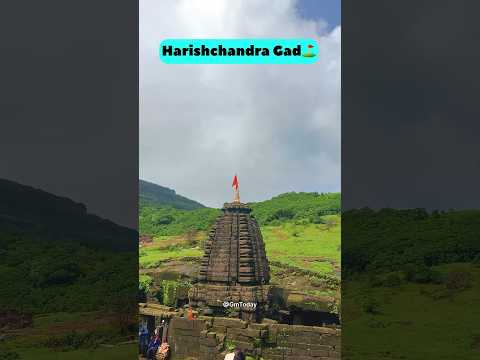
138,321 -> 149,356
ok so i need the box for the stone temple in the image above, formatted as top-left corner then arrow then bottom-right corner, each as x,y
190,179 -> 271,321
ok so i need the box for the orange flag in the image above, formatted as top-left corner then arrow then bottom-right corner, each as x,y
232,175 -> 239,190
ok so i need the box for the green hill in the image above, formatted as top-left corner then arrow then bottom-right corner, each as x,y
139,190 -> 341,237
343,208 -> 480,276
139,179 -> 205,210
342,208 -> 480,359
0,178 -> 136,251
0,178 -> 136,314
249,191 -> 341,225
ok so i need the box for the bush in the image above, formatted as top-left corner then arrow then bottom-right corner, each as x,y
363,298 -> 381,315
368,274 -> 384,287
139,274 -> 153,293
44,330 -> 108,350
473,253 -> 480,265
0,351 -> 20,360
382,273 -> 403,287
268,208 -> 296,222
155,214 -> 174,225
311,215 -> 326,224
404,264 -> 442,284
445,269 -> 473,290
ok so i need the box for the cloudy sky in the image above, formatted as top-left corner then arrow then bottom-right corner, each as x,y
140,0 -> 341,207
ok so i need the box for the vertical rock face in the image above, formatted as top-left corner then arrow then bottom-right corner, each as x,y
198,202 -> 270,285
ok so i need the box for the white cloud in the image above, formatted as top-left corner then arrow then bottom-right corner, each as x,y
140,0 -> 340,207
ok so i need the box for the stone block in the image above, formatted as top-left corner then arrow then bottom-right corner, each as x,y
227,327 -> 261,339
171,328 -> 198,337
308,344 -> 332,352
210,325 -> 227,334
213,317 -> 247,329
229,340 -> 255,351
199,336 -> 218,347
249,323 -> 268,330
310,349 -> 330,357
320,334 -> 341,346
310,326 -> 337,335
329,350 -> 341,358
171,317 -> 194,330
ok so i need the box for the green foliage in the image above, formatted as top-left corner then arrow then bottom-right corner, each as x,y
158,280 -> 191,306
139,246 -> 203,268
139,191 -> 340,238
139,206 -> 220,236
224,339 -> 236,352
369,272 -> 404,287
139,275 -> 153,293
249,192 -> 340,226
43,330 -> 113,351
343,208 -> 480,276
362,297 -> 381,315
0,235 -> 137,314
0,351 -> 20,360
444,268 -> 473,290
403,264 -> 443,284
344,264 -> 480,360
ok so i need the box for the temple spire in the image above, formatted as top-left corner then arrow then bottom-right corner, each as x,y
232,174 -> 240,203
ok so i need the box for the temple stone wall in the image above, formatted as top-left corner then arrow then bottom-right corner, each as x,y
166,316 -> 340,360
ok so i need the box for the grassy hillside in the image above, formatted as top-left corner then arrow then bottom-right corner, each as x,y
0,234 -> 136,314
1,312 -> 136,360
139,191 -> 341,238
0,179 -> 137,314
343,263 -> 480,360
342,208 -> 480,359
139,179 -> 205,210
139,206 -> 220,236
249,192 -> 340,225
0,179 -> 137,358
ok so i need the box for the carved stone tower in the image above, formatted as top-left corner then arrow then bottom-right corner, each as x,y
198,202 -> 270,285
189,181 -> 270,321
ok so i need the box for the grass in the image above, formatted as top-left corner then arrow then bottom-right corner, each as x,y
262,216 -> 340,276
139,232 -> 206,267
139,217 -> 341,278
342,263 -> 480,360
1,312 -> 136,360
140,247 -> 203,268
11,344 -> 137,360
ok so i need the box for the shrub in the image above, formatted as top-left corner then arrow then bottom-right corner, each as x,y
368,274 -> 384,287
44,330 -> 106,350
0,351 -> 20,360
311,215 -> 325,224
363,298 -> 381,315
155,214 -> 174,225
382,273 -> 403,287
473,253 -> 480,265
404,264 -> 442,284
445,269 -> 473,290
139,274 -> 153,293
268,209 -> 296,222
